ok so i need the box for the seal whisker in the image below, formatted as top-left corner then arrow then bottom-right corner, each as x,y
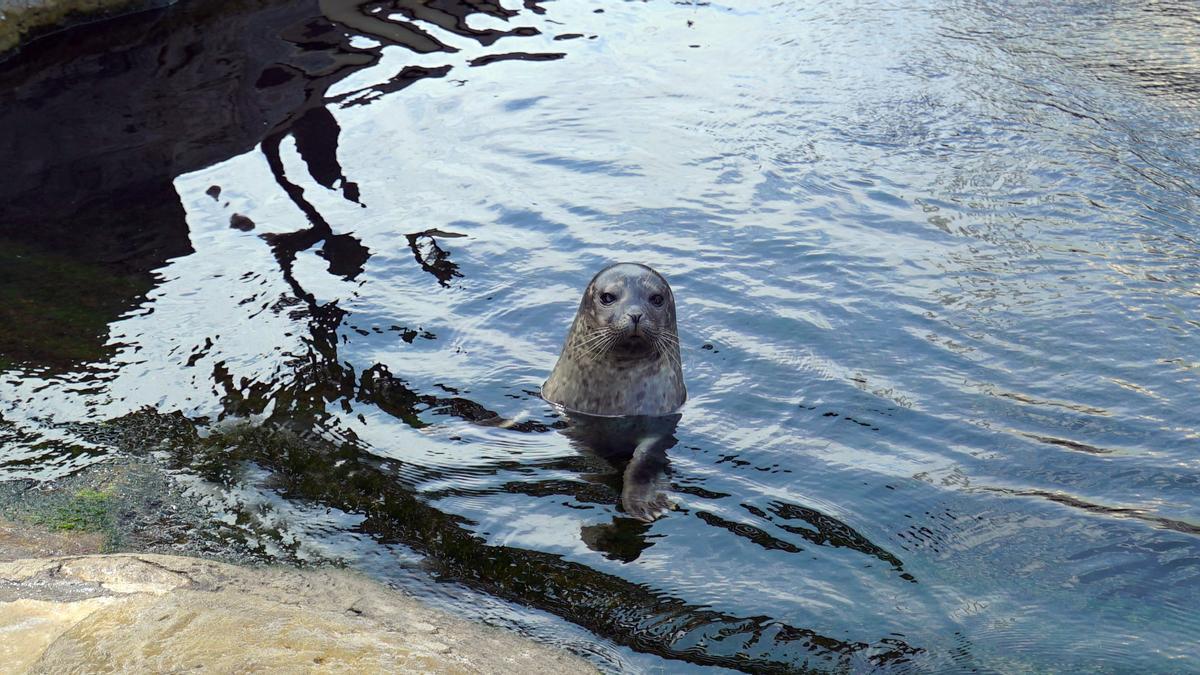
573,333 -> 607,351
655,334 -> 682,373
652,330 -> 679,346
594,331 -> 622,360
573,328 -> 616,351
572,327 -> 609,344
644,325 -> 676,342
647,328 -> 678,350
577,327 -> 621,362
583,340 -> 610,362
578,340 -> 604,362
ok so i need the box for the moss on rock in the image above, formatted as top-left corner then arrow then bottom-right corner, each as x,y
32,488 -> 115,533
0,0 -> 175,56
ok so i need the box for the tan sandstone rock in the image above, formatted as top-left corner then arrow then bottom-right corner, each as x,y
0,554 -> 597,674
0,519 -> 104,561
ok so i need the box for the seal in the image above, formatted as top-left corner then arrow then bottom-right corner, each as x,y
543,263 -> 686,522
542,263 -> 686,417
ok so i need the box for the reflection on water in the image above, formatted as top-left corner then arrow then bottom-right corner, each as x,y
2,0 -> 1200,672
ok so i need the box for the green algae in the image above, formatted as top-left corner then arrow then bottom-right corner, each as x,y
0,239 -> 150,370
34,488 -> 115,533
1,482 -> 121,551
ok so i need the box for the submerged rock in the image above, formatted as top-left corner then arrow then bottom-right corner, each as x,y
0,0 -> 176,56
0,553 -> 598,674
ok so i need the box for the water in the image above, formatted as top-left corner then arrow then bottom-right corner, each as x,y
2,0 -> 1199,671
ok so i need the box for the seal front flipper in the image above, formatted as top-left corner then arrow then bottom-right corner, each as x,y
621,477 -> 671,522
620,433 -> 672,522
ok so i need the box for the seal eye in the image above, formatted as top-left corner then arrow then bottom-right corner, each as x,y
649,293 -> 664,307
599,292 -> 617,305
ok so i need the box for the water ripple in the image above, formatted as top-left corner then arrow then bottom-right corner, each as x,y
3,0 -> 1200,671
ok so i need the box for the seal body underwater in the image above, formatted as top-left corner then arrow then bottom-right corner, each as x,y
542,262 -> 686,416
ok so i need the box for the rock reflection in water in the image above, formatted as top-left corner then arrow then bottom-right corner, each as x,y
93,409 -> 921,673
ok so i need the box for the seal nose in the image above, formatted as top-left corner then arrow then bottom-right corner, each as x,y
630,312 -> 642,326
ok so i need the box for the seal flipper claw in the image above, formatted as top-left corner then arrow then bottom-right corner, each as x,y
621,485 -> 671,522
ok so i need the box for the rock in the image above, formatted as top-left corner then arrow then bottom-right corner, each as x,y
0,597 -> 116,674
0,519 -> 103,561
0,554 -> 598,674
0,0 -> 177,56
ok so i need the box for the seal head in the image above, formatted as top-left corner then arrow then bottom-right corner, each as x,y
542,263 -> 686,416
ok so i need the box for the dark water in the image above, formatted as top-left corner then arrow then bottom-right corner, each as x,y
3,0 -> 1199,671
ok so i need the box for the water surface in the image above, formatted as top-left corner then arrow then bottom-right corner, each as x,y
2,0 -> 1198,671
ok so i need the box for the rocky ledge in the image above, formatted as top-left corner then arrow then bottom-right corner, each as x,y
0,0 -> 175,55
0,552 -> 597,674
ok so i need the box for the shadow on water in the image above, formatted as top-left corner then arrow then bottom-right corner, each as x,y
0,0 -> 518,365
561,411 -> 679,525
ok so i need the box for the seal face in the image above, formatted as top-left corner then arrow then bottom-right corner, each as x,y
542,263 -> 686,417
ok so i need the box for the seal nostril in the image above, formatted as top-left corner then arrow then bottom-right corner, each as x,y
630,313 -> 642,325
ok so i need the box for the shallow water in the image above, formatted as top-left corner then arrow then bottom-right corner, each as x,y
2,0 -> 1199,671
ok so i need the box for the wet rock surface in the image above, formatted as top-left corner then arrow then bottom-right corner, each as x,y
0,519 -> 104,562
0,455 -> 273,563
0,454 -> 600,673
0,551 -> 598,674
0,0 -> 175,56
